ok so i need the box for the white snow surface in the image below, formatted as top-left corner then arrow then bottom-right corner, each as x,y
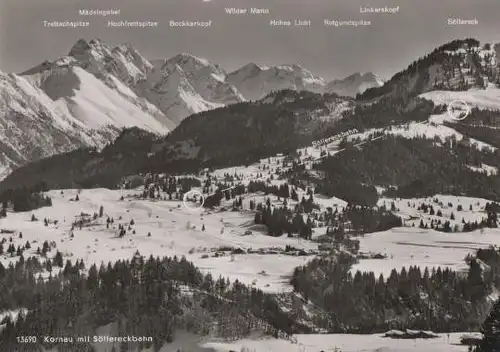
352,194 -> 500,278
420,85 -> 500,111
202,332 -> 471,352
352,226 -> 500,278
48,66 -> 171,132
0,187 -> 317,293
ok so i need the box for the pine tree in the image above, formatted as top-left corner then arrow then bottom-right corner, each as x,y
42,241 -> 50,256
53,251 -> 64,267
254,212 -> 261,224
475,299 -> 500,351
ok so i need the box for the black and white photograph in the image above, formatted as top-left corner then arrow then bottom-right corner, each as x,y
0,0 -> 500,351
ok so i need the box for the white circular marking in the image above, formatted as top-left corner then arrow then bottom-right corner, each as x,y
182,189 -> 205,211
447,100 -> 471,121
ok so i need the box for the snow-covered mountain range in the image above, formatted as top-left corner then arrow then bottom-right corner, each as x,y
226,63 -> 327,101
0,37 -> 384,179
325,72 -> 385,98
143,53 -> 244,125
2,37 -> 498,182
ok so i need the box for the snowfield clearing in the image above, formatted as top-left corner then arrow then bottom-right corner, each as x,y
352,193 -> 500,278
420,85 -> 500,111
383,194 -> 497,229
0,188 -> 318,293
352,226 -> 500,278
201,332 -> 471,352
346,114 -> 497,153
350,194 -> 500,278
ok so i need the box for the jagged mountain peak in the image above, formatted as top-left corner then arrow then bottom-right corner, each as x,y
68,38 -> 92,56
68,38 -> 110,58
167,52 -> 214,68
241,62 -> 265,71
333,72 -> 383,83
326,72 -> 385,98
63,38 -> 154,84
157,53 -> 228,83
226,63 -> 264,82
275,63 -> 307,71
143,52 -> 243,125
227,62 -> 326,101
114,41 -> 135,52
340,72 -> 363,81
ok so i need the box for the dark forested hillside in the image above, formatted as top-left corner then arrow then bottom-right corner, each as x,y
291,247 -> 500,333
148,90 -> 349,169
0,253 -> 305,351
0,128 -> 159,192
313,135 -> 500,201
0,87 -> 441,195
358,38 -> 499,101
445,108 -> 500,149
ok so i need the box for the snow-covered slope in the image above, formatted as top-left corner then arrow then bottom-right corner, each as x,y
0,39 -> 181,179
152,53 -> 243,105
325,72 -> 385,97
24,66 -> 173,132
22,39 -> 176,131
0,70 -> 115,179
346,114 -> 497,153
226,63 -> 326,101
141,53 -> 244,125
420,84 -> 500,111
54,38 -> 154,87
0,186 -> 317,294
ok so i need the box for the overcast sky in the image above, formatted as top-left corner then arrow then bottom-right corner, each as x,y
1,0 -> 499,80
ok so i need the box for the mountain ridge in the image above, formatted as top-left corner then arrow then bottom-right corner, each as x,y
325,71 -> 385,97
1,37 -> 498,184
359,38 -> 500,101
